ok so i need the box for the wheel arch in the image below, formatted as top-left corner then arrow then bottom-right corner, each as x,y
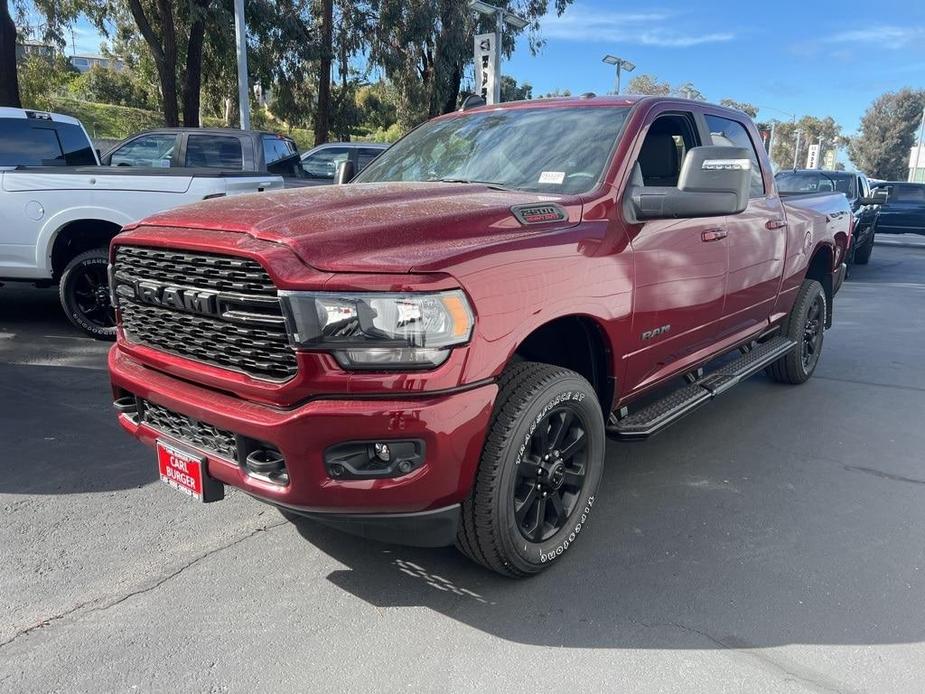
805,242 -> 834,328
505,314 -> 616,415
47,217 -> 125,280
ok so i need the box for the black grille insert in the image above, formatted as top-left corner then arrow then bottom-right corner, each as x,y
141,400 -> 238,461
113,246 -> 297,381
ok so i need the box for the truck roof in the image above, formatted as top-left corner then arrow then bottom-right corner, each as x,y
0,107 -> 83,127
448,94 -> 758,121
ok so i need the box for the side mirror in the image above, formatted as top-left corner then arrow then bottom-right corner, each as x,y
625,145 -> 751,222
335,159 -> 355,185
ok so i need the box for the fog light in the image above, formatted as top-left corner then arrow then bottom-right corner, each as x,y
324,440 -> 425,480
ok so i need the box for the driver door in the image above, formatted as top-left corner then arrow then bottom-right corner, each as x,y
623,110 -> 730,393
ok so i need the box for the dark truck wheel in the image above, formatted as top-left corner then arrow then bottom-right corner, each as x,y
457,362 -> 605,577
853,231 -> 874,265
766,279 -> 826,385
59,248 -> 116,339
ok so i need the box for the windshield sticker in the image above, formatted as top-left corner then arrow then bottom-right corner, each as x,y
538,171 -> 565,185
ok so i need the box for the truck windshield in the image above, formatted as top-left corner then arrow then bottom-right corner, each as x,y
775,171 -> 855,198
355,106 -> 630,195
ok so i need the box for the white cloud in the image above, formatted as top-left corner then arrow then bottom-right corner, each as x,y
822,25 -> 925,47
541,7 -> 735,47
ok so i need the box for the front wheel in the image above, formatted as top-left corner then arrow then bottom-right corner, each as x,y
766,279 -> 826,385
456,362 -> 605,577
853,231 -> 874,265
59,248 -> 116,339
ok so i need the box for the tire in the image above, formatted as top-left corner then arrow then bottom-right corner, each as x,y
456,362 -> 605,577
766,279 -> 826,385
853,231 -> 874,265
59,248 -> 117,339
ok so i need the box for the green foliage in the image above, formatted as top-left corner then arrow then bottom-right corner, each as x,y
68,65 -> 155,110
771,116 -> 846,171
626,74 -> 670,96
37,96 -> 165,139
17,53 -> 77,106
719,98 -> 758,119
500,75 -> 532,102
848,89 -> 925,180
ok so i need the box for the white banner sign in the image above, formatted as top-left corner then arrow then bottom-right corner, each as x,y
806,143 -> 821,169
474,33 -> 496,103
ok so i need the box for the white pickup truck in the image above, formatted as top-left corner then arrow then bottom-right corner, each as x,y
0,108 -> 284,337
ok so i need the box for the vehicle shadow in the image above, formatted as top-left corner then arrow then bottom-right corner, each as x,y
0,361 -> 156,495
289,376 -> 925,651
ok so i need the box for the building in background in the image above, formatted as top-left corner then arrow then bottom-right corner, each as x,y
69,54 -> 126,73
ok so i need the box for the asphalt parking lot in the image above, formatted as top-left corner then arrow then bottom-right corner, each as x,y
2,238 -> 925,693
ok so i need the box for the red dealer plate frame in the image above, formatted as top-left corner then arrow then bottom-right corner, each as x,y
156,440 -> 224,503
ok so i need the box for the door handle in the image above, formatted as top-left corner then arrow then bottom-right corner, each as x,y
701,228 -> 727,242
766,219 -> 788,230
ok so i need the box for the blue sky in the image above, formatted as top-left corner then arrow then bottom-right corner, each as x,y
55,0 -> 925,136
505,0 -> 925,135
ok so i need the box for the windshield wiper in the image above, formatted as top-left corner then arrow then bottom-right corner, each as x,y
429,177 -> 512,191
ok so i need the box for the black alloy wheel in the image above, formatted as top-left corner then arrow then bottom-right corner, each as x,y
59,248 -> 117,339
801,294 -> 824,373
513,406 -> 588,542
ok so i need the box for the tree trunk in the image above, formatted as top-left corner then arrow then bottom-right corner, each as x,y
127,0 -> 180,126
313,0 -> 333,146
0,0 -> 21,108
182,5 -> 209,127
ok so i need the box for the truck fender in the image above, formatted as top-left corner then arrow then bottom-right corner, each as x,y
36,206 -> 134,276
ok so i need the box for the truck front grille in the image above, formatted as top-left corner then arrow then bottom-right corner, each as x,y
113,246 -> 297,382
141,400 -> 238,461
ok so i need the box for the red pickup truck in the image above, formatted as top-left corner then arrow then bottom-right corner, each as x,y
108,96 -> 852,577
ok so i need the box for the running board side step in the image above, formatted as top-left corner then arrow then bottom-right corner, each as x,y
607,336 -> 797,441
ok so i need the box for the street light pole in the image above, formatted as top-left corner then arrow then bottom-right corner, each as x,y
602,55 -> 635,95
793,129 -> 802,170
234,0 -> 250,130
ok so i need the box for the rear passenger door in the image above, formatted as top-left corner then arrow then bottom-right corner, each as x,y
703,112 -> 786,336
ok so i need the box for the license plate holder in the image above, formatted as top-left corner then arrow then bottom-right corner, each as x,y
156,440 -> 224,503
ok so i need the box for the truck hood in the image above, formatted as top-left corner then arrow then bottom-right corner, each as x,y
132,182 -> 582,273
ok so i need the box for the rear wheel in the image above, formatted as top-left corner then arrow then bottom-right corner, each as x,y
766,279 -> 826,385
59,248 -> 116,339
456,362 -> 605,577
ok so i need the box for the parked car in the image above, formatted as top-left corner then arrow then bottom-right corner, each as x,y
775,169 -> 879,264
108,96 -> 851,577
0,109 -> 284,338
869,182 -> 925,235
299,142 -> 388,185
102,127 -> 309,186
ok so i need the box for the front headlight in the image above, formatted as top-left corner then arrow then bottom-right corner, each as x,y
280,290 -> 474,369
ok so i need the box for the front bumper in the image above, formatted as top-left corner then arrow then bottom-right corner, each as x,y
110,347 -> 497,525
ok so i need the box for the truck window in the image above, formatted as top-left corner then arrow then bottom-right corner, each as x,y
636,113 -> 698,187
357,147 -> 384,171
776,171 -> 854,197
302,147 -> 351,180
0,119 -> 66,166
110,133 -> 177,167
185,135 -> 243,169
891,184 -> 925,202
704,114 -> 765,197
55,123 -> 97,165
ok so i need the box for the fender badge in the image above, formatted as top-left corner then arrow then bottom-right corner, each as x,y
511,204 -> 568,225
